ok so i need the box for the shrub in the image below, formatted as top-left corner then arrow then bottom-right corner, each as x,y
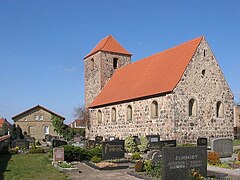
58,162 -> 72,168
150,161 -> 162,178
90,156 -> 102,163
135,160 -> 144,172
29,147 -> 45,154
137,136 -> 149,153
144,160 -> 153,175
125,136 -> 138,153
62,145 -> 102,162
208,151 -> 220,165
131,152 -> 141,160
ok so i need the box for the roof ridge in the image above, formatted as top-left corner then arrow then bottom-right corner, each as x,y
117,36 -> 203,70
100,35 -> 111,50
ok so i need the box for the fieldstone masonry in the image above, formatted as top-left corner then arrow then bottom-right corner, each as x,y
85,37 -> 234,143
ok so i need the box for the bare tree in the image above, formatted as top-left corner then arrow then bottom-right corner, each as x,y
73,105 -> 90,129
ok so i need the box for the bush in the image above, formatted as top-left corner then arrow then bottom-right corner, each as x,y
125,136 -> 138,153
58,162 -> 72,168
29,147 -> 45,154
131,152 -> 141,160
208,151 -> 220,165
137,136 -> 149,153
90,156 -> 102,163
62,145 -> 102,162
135,160 -> 144,172
144,160 -> 153,175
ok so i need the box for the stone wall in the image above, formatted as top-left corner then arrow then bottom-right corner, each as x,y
87,38 -> 234,143
84,51 -> 131,107
14,107 -> 60,140
173,38 -> 234,143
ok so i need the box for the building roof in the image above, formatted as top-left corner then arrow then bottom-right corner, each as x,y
12,105 -> 65,120
0,118 -> 11,128
90,36 -> 203,108
84,35 -> 132,59
69,119 -> 86,128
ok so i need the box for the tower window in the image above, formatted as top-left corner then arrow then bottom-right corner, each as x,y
127,105 -> 132,122
98,110 -> 102,123
216,101 -> 224,118
111,107 -> 116,122
91,58 -> 94,70
113,58 -> 118,69
189,98 -> 197,116
151,101 -> 158,118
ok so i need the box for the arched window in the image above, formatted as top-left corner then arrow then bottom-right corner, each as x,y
189,98 -> 197,116
44,126 -> 49,135
28,126 -> 33,135
151,101 -> 158,118
91,58 -> 94,70
113,58 -> 118,69
98,110 -> 102,123
127,105 -> 132,122
216,101 -> 224,118
112,107 -> 116,122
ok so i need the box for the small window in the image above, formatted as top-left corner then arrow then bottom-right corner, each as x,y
113,58 -> 118,69
151,101 -> 158,118
204,49 -> 206,57
111,108 -> 116,122
28,126 -> 33,135
91,58 -> 94,70
34,115 -> 39,120
98,110 -> 102,123
39,115 -> 44,120
44,126 -> 49,135
127,105 -> 132,122
189,98 -> 197,116
216,101 -> 224,118
202,69 -> 206,76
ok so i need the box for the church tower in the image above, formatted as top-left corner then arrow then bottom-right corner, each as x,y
84,35 -> 132,108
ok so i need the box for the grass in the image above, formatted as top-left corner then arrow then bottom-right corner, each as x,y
233,139 -> 240,146
0,152 -> 68,180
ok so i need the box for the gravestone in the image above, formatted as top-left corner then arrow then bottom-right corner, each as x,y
211,138 -> 233,158
73,136 -> 82,142
12,139 -> 29,149
95,135 -> 103,142
72,140 -> 88,148
53,148 -> 64,162
152,151 -> 162,166
160,140 -> 177,150
162,146 -> 207,180
197,137 -> 208,146
146,135 -> 160,150
52,139 -> 67,148
102,140 -> 125,159
133,136 -> 141,145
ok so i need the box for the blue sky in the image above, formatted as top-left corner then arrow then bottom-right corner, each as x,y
0,1 -> 240,124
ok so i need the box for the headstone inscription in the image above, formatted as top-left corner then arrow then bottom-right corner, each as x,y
53,148 -> 64,162
12,139 -> 29,149
102,140 -> 125,159
146,135 -> 160,150
211,138 -> 233,158
162,146 -> 207,180
197,137 -> 208,146
160,140 -> 177,150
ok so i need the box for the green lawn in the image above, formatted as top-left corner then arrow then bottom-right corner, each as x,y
0,152 -> 68,180
234,139 -> 240,146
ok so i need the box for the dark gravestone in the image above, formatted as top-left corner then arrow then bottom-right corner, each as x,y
25,137 -> 35,143
160,140 -> 177,150
102,140 -> 125,159
146,135 -> 160,150
197,137 -> 208,146
52,139 -> 67,148
211,138 -> 233,158
12,139 -> 29,149
95,135 -> 103,142
162,146 -> 207,180
133,136 -> 141,145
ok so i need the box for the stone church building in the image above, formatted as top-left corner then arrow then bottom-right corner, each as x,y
84,35 -> 234,143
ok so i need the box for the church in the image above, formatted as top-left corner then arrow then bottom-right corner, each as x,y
84,35 -> 234,143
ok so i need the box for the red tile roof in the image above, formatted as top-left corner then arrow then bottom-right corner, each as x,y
90,36 -> 203,108
84,35 -> 132,59
0,118 -> 5,128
